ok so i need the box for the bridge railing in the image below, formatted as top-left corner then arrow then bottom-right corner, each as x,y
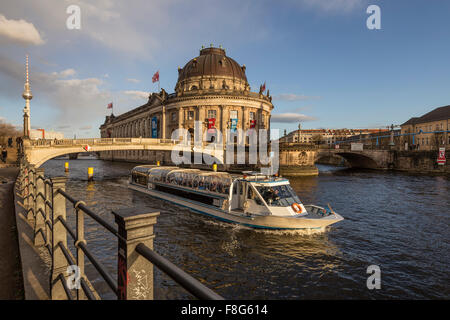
29,138 -> 180,147
15,161 -> 223,300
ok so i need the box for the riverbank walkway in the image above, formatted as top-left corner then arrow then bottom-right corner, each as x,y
0,167 -> 23,299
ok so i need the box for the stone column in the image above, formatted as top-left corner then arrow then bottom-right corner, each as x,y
50,176 -> 69,300
113,207 -> 160,300
220,105 -> 225,144
178,107 -> 184,141
162,106 -> 166,139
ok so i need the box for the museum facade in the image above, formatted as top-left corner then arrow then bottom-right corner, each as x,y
99,46 -> 274,164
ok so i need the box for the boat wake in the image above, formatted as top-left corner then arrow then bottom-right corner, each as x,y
201,218 -> 327,236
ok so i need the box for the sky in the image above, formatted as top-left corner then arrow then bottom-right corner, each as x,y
0,0 -> 450,138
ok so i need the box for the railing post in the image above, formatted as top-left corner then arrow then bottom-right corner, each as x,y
44,180 -> 52,248
50,176 -> 69,300
22,166 -> 29,204
74,200 -> 87,300
112,207 -> 160,300
27,166 -> 35,221
34,168 -> 46,246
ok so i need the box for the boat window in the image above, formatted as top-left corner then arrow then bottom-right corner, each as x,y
248,187 -> 263,205
256,185 -> 301,207
132,172 -> 147,186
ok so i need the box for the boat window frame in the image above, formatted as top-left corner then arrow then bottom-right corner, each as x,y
247,182 -> 270,211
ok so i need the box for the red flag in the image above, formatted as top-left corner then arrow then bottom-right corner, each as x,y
261,82 -> 266,93
107,102 -> 113,109
152,71 -> 159,83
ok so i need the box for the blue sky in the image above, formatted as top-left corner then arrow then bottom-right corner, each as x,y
0,0 -> 449,137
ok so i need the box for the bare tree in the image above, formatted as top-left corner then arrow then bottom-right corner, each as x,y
431,132 -> 444,151
311,133 -> 324,145
0,119 -> 21,146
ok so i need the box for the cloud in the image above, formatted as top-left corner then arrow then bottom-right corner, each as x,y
126,78 -> 140,83
123,90 -> 149,100
79,125 -> 92,130
57,125 -> 72,129
0,14 -> 45,45
0,54 -> 112,126
273,93 -> 320,101
52,69 -> 76,78
295,0 -> 364,13
271,113 -> 317,123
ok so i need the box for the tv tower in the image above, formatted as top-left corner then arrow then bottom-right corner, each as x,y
22,55 -> 32,138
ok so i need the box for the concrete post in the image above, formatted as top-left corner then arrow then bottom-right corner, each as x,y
113,207 -> 160,300
34,168 -> 46,246
50,176 -> 69,300
75,200 -> 87,300
27,166 -> 35,220
22,166 -> 29,203
44,180 -> 51,248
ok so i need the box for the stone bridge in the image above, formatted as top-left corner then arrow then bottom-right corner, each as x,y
279,143 -> 395,175
316,148 -> 393,169
23,138 -> 223,167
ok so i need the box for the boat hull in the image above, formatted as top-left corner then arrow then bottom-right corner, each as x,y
128,183 -> 343,230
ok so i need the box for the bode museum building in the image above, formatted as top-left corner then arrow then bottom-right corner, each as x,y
99,46 -> 274,165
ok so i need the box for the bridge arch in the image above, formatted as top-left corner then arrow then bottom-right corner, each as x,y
315,151 -> 381,169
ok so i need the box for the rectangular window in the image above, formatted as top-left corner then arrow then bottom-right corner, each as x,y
187,111 -> 194,120
249,112 -> 255,121
208,110 -> 216,119
230,110 -> 238,119
171,112 -> 177,122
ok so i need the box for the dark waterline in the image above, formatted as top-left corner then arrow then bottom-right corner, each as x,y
42,159 -> 450,299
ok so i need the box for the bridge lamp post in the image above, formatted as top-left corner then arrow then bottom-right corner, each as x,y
389,124 -> 395,146
297,123 -> 301,143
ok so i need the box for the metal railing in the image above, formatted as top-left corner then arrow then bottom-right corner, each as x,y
16,160 -> 223,300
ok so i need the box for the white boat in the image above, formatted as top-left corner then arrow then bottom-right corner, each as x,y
128,165 -> 344,230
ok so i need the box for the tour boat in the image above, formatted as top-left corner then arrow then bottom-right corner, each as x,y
128,165 -> 344,230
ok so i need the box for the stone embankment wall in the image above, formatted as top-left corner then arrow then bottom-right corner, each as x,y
392,150 -> 449,174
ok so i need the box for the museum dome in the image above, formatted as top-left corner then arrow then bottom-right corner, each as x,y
175,46 -> 249,92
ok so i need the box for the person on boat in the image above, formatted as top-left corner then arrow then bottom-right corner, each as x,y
262,187 -> 280,204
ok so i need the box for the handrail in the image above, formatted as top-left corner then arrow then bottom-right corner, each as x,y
57,216 -> 76,240
135,243 -> 224,300
57,274 -> 74,300
80,278 -> 96,300
17,161 -> 224,300
78,242 -> 118,295
56,188 -> 124,241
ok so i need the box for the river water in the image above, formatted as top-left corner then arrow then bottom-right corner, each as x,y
41,159 -> 450,299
